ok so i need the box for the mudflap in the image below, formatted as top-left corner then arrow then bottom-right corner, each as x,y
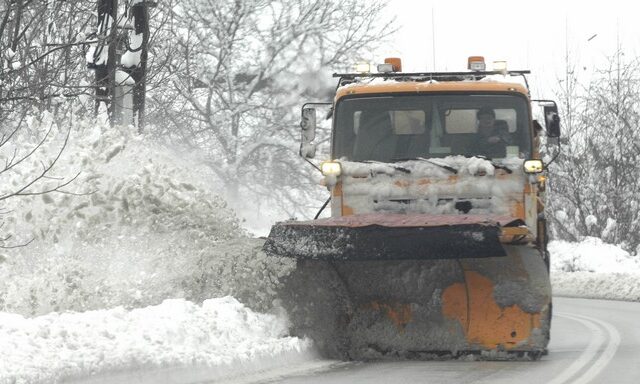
264,214 -> 518,261
276,245 -> 551,360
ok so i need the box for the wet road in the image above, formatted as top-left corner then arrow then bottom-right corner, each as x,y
261,297 -> 639,384
70,297 -> 639,384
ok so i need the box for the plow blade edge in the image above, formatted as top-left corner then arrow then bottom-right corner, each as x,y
264,213 -> 522,260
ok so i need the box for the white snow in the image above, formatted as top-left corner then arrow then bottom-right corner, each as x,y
337,157 -> 522,215
114,70 -> 135,85
0,118 -> 299,317
585,214 -> 598,230
121,33 -> 142,68
0,297 -> 313,384
0,116 -> 308,383
550,236 -> 640,274
551,272 -> 640,302
1,114 -> 639,383
550,236 -> 640,301
85,15 -> 112,67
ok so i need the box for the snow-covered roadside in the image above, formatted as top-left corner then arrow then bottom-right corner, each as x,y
0,297 -> 314,384
0,119 -> 309,383
551,272 -> 640,302
1,236 -> 638,384
0,115 -> 637,383
550,237 -> 640,301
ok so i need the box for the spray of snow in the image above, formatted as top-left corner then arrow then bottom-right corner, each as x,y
0,118 -> 294,316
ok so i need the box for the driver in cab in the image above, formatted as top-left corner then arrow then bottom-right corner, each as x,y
475,106 -> 510,157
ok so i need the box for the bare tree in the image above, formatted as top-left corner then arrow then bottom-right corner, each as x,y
549,48 -> 640,253
1,1 -> 92,247
147,0 -> 394,217
1,1 -> 96,118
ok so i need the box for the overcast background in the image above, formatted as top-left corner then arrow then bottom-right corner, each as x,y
378,0 -> 640,99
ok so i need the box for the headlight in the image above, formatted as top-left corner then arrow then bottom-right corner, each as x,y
523,159 -> 544,174
321,161 -> 342,176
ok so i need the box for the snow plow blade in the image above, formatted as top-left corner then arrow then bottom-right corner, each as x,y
273,246 -> 551,360
263,213 -> 521,261
264,214 -> 550,360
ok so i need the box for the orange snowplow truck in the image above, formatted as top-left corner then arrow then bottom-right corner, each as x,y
264,57 -> 561,360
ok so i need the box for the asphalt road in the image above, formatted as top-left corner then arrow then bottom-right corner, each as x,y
261,297 -> 640,384
70,297 -> 639,384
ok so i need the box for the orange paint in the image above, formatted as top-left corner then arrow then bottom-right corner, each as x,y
332,182 -> 343,197
442,271 -> 541,349
394,179 -> 411,188
501,227 -> 530,237
384,57 -> 402,72
335,81 -> 529,100
366,301 -> 413,330
332,182 -> 354,216
511,200 -> 526,220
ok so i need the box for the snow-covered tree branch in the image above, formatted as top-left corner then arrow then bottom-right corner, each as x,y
549,48 -> 640,254
146,0 -> 395,218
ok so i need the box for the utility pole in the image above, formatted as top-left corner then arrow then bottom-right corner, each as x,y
90,0 -> 118,122
88,0 -> 153,132
124,0 -> 154,133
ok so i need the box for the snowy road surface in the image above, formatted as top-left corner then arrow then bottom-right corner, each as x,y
246,297 -> 640,384
70,296 -> 639,384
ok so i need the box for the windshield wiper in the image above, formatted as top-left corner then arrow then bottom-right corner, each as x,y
468,155 -> 513,174
392,157 -> 458,174
362,160 -> 411,174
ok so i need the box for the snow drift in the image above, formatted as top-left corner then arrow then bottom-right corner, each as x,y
0,297 -> 313,384
550,237 -> 640,301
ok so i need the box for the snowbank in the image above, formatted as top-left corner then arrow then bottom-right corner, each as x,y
550,236 -> 640,273
550,237 -> 640,301
551,272 -> 640,302
0,297 -> 313,384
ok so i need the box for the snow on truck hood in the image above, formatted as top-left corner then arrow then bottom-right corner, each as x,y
334,157 -> 526,216
339,156 -> 524,178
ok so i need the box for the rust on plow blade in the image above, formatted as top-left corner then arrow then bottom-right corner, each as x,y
263,213 -> 522,260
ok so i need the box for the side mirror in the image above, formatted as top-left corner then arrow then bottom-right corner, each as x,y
532,100 -> 562,139
300,107 -> 317,158
543,105 -> 561,138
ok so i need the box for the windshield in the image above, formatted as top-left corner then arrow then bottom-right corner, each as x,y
333,94 -> 532,161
